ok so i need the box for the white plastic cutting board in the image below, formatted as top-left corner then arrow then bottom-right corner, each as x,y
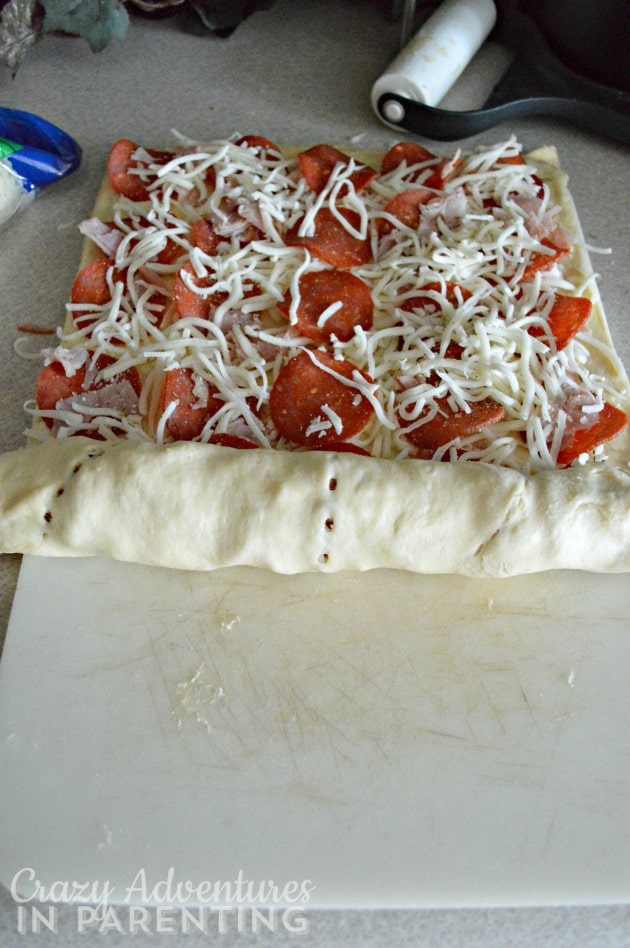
1,555 -> 629,908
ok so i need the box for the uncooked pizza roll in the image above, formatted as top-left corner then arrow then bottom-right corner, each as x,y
1,135 -> 628,575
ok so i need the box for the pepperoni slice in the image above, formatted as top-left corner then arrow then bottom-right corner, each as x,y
298,144 -> 376,194
423,155 -> 463,190
172,261 -> 216,320
36,359 -> 110,438
208,433 -> 259,449
91,353 -> 142,395
497,155 -> 545,197
269,350 -> 375,447
557,402 -> 627,466
401,397 -> 505,452
380,142 -> 436,176
36,361 -> 87,419
191,219 -> 221,256
498,154 -> 542,188
173,263 -> 262,324
400,281 -> 472,314
106,139 -> 173,202
107,140 -> 145,200
381,143 -> 461,190
439,341 -> 465,361
114,218 -> 185,269
160,367 -> 223,441
529,294 -> 592,350
284,208 -> 371,269
521,239 -> 569,280
70,259 -> 113,307
345,164 -> 378,193
154,238 -> 184,267
279,269 -> 373,344
378,188 -> 433,236
69,259 -> 123,329
496,154 -> 526,166
134,217 -> 185,266
234,135 -> 282,157
35,353 -> 141,429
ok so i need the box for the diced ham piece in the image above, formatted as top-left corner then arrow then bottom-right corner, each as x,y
56,379 -> 140,417
78,218 -> 124,258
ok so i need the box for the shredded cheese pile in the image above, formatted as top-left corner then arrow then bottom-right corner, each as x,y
28,134 -> 623,473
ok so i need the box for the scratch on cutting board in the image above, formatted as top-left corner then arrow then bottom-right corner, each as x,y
277,701 -> 306,786
292,702 -> 361,770
273,669 -> 361,768
238,651 -> 271,726
325,647 -> 393,696
477,665 -> 540,736
124,568 -> 611,807
511,666 -> 544,741
511,687 -> 577,855
291,686 -> 358,775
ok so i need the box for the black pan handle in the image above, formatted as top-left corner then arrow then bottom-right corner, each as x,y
375,91 -> 630,144
374,3 -> 630,144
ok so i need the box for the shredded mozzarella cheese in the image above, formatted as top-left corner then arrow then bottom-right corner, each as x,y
30,135 -> 626,471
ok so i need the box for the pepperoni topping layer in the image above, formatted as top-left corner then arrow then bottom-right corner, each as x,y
30,135 -> 627,470
106,139 -> 174,202
172,262 -> 215,321
298,144 -> 377,195
160,367 -> 223,441
284,207 -> 372,269
401,397 -> 506,452
269,350 -> 375,447
528,294 -> 592,350
557,402 -> 627,467
279,269 -> 373,345
380,142 -> 436,176
378,188 -> 433,236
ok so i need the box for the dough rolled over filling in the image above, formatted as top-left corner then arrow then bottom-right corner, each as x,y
0,438 -> 628,576
2,137 -> 628,576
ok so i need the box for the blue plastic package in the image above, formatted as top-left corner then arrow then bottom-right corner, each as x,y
0,108 -> 81,229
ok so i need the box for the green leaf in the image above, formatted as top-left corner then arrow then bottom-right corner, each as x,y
41,0 -> 128,52
0,0 -> 42,74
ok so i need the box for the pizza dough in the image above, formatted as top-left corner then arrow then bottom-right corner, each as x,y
0,138 -> 628,576
0,436 -> 628,575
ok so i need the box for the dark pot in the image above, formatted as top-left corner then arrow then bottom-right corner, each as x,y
520,0 -> 629,90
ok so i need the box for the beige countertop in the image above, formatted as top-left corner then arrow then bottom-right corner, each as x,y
0,1 -> 628,943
